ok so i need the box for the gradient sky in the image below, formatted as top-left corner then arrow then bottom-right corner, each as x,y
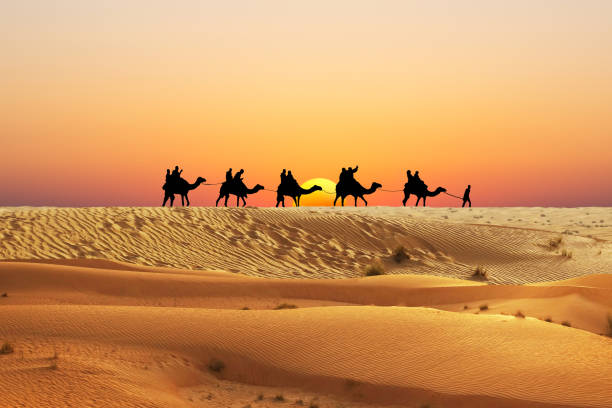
2,1 -> 611,207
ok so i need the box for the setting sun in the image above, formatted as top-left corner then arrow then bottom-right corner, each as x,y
297,178 -> 337,207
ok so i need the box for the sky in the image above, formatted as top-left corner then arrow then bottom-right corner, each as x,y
1,1 -> 611,207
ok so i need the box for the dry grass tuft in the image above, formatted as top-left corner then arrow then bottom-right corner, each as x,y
0,341 -> 14,354
544,317 -> 553,323
561,321 -> 572,327
274,303 -> 297,310
208,358 -> 225,373
515,310 -> 526,318
479,304 -> 489,311
274,394 -> 285,402
548,236 -> 563,250
472,265 -> 488,280
256,394 -> 264,401
391,246 -> 410,263
606,314 -> 612,338
364,263 -> 385,276
241,306 -> 250,310
1,292 -> 7,298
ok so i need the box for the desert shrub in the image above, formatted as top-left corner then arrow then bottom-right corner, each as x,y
274,303 -> 297,310
391,246 -> 410,263
463,305 -> 469,310
607,314 -> 612,338
256,394 -> 264,401
561,321 -> 572,327
479,304 -> 489,311
0,342 -> 14,354
1,293 -> 7,297
472,265 -> 488,280
208,358 -> 225,373
544,317 -> 553,323
364,264 -> 385,276
548,236 -> 563,250
515,310 -> 526,318
274,394 -> 285,402
241,306 -> 250,310
295,399 -> 304,405
309,403 -> 319,408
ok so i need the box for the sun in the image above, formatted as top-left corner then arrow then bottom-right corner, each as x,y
296,178 -> 337,207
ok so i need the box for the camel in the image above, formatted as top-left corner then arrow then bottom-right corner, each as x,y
215,181 -> 264,207
402,185 -> 446,207
333,181 -> 382,207
162,177 -> 206,207
276,184 -> 322,207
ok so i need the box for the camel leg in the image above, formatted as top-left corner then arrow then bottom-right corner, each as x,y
293,197 -> 298,207
215,195 -> 221,207
354,196 -> 358,207
241,196 -> 247,207
162,193 -> 169,207
169,195 -> 175,207
341,196 -> 345,207
296,196 -> 300,207
415,197 -> 421,206
181,195 -> 185,206
333,195 -> 339,206
422,197 -> 426,207
184,194 -> 190,207
402,193 -> 409,207
224,195 -> 229,207
361,196 -> 368,206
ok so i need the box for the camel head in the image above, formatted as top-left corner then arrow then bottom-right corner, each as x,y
433,187 -> 447,194
311,185 -> 323,192
252,184 -> 265,192
195,177 -> 207,184
371,182 -> 382,190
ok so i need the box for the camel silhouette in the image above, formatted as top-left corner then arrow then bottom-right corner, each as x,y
402,184 -> 446,207
276,184 -> 322,207
162,177 -> 206,207
215,181 -> 264,207
333,181 -> 382,207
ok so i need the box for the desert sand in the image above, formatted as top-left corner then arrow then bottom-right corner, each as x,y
0,207 -> 611,408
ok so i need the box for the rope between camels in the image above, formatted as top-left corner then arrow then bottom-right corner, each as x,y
444,191 -> 463,200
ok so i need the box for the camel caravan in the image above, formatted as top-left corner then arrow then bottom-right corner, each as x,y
162,165 -> 470,207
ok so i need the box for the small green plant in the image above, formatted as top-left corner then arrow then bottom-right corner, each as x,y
208,358 -> 225,373
274,394 -> 285,402
364,264 -> 385,276
274,303 -> 297,310
472,265 -> 488,280
391,246 -> 410,263
0,342 -> 14,354
479,304 -> 489,311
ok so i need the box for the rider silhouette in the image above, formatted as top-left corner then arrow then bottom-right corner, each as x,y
462,185 -> 472,207
413,170 -> 427,190
226,168 -> 233,183
171,166 -> 182,180
287,170 -> 298,188
280,169 -> 287,184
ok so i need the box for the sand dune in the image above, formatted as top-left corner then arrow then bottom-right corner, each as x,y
0,207 -> 610,283
1,207 -> 611,407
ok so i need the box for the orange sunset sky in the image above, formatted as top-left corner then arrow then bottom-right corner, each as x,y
2,1 -> 611,207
